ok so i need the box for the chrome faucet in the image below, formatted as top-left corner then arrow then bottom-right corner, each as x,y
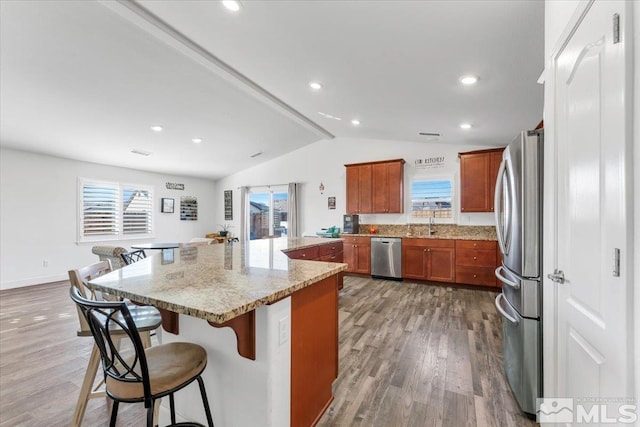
428,216 -> 435,235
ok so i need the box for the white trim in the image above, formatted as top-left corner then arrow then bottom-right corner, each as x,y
77,177 -> 155,243
1,273 -> 68,290
543,0 -> 594,401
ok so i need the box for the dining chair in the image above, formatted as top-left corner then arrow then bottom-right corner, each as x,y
121,249 -> 147,265
70,287 -> 214,427
68,261 -> 162,427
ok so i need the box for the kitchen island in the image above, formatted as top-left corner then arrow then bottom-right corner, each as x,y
87,237 -> 347,427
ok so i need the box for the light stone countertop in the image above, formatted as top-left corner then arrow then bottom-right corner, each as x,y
87,238 -> 347,324
341,225 -> 497,241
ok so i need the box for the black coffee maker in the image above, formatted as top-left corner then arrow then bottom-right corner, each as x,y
343,214 -> 359,234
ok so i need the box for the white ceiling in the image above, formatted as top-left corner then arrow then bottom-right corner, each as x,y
0,0 -> 544,181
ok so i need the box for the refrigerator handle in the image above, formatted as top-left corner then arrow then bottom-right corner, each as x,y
494,158 -> 508,255
495,266 -> 521,289
495,294 -> 519,325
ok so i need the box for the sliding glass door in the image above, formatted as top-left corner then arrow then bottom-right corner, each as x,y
249,187 -> 288,240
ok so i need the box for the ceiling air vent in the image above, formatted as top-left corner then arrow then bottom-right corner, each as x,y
250,151 -> 263,158
131,149 -> 152,156
419,132 -> 441,137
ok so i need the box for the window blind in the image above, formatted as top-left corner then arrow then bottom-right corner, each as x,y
82,183 -> 119,236
122,188 -> 153,235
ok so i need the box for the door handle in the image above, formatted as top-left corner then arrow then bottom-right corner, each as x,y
547,269 -> 565,284
494,294 -> 519,325
495,266 -> 520,289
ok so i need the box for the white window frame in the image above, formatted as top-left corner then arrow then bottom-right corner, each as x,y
248,186 -> 288,239
78,177 -> 155,243
409,174 -> 456,224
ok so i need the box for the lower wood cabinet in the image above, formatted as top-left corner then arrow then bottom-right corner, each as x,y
402,239 -> 455,282
455,240 -> 499,287
342,236 -> 371,274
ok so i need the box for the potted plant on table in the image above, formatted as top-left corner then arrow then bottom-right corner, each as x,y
218,223 -> 233,237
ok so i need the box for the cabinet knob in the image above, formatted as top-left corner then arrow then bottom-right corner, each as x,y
473,274 -> 477,278
473,243 -> 477,247
427,249 -> 431,252
302,254 -> 306,257
424,249 -> 427,252
473,256 -> 477,260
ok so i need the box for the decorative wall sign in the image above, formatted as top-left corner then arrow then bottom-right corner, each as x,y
414,156 -> 446,169
180,196 -> 198,220
166,182 -> 185,190
328,196 -> 336,210
224,190 -> 233,220
161,198 -> 175,213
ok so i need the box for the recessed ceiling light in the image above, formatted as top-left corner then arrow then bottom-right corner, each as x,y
192,138 -> 203,144
460,75 -> 478,85
351,119 -> 361,126
309,81 -> 323,91
222,1 -> 241,12
460,123 -> 472,130
150,125 -> 163,132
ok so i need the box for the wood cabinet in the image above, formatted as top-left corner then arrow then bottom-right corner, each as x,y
455,240 -> 499,287
346,159 -> 404,214
346,163 -> 372,214
342,236 -> 371,274
402,239 -> 455,282
459,148 -> 504,212
286,242 -> 343,263
371,160 -> 404,213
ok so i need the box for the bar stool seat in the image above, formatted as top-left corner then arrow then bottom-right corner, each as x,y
68,260 -> 162,427
106,342 -> 207,400
70,288 -> 214,427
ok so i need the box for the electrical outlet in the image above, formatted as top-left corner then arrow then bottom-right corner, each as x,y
43,259 -> 49,268
279,317 -> 289,345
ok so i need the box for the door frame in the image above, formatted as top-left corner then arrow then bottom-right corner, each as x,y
542,0 -> 636,402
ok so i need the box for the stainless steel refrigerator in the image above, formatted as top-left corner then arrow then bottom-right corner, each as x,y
494,129 -> 543,415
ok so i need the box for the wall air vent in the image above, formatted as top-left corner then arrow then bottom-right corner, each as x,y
131,149 -> 152,156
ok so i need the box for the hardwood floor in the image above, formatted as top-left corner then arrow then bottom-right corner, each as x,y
0,277 -> 536,426
317,276 -> 536,427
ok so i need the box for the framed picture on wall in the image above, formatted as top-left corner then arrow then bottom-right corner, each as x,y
161,198 -> 174,213
180,196 -> 198,220
224,190 -> 233,220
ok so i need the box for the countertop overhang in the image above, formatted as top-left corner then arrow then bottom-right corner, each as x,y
88,237 -> 347,324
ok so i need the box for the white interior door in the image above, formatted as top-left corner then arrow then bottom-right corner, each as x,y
553,0 -> 632,415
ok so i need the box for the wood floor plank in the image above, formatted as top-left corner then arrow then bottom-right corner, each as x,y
1,277 -> 537,427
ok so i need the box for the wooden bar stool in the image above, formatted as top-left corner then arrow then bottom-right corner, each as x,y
70,287 -> 214,427
68,260 -> 162,427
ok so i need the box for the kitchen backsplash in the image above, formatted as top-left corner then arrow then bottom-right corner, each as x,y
359,223 -> 497,239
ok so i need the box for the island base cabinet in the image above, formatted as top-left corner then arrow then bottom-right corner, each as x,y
157,275 -> 340,427
291,275 -> 338,427
158,299 -> 293,427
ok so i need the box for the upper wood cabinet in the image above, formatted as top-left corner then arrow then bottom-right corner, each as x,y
346,159 -> 405,214
459,148 -> 504,212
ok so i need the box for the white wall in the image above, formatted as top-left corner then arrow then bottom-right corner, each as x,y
214,136 -> 500,236
0,148 -> 217,289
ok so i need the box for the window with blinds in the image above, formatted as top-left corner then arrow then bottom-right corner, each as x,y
79,179 -> 153,242
411,178 -> 453,219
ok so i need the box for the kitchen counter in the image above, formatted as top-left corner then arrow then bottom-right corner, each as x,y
89,237 -> 346,324
86,237 -> 346,426
342,224 -> 497,241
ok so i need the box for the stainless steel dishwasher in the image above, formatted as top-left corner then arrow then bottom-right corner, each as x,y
370,237 -> 402,280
